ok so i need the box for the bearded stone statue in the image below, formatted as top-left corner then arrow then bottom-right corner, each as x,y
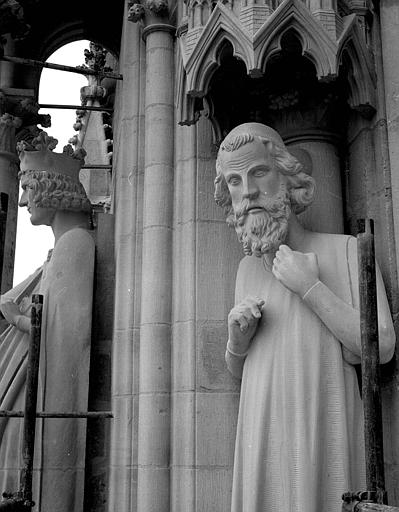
215,123 -> 395,512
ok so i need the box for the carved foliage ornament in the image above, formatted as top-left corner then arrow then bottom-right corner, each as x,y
0,0 -> 29,39
127,0 -> 169,23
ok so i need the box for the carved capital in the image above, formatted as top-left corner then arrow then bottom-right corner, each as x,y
127,0 -> 173,29
80,85 -> 107,104
0,91 -> 52,152
0,0 -> 29,39
0,113 -> 21,158
128,2 -> 146,22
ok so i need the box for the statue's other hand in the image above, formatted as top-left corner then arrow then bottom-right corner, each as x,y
0,300 -> 22,326
228,296 -> 264,353
272,245 -> 319,297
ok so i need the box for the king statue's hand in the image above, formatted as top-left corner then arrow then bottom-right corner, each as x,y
272,244 -> 320,297
0,300 -> 22,326
228,296 -> 265,354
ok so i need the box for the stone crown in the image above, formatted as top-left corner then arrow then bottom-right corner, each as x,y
18,131 -> 86,183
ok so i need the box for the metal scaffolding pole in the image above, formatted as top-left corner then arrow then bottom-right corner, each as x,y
357,219 -> 386,504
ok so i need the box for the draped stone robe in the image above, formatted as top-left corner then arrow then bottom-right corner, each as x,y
0,228 -> 94,512
230,233 -> 394,512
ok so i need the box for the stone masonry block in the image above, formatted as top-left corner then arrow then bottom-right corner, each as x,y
171,391 -> 196,466
139,323 -> 171,393
172,321 -> 196,392
112,328 -> 138,396
110,395 -> 135,467
195,392 -> 239,466
196,320 -> 240,392
171,467 -> 195,512
136,467 -> 170,512
137,393 -> 171,466
196,221 -> 241,321
196,467 -> 233,512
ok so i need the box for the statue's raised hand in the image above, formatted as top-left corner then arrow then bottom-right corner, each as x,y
272,244 -> 320,297
228,296 -> 265,354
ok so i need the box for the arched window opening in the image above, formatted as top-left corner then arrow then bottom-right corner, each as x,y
13,40 -> 90,285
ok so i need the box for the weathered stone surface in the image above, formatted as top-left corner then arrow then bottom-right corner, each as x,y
172,321 -> 196,391
195,392 -> 238,466
196,320 -> 239,392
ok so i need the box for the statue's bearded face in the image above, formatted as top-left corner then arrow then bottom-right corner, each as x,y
220,139 -> 291,256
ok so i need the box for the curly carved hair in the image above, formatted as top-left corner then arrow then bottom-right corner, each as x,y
18,170 -> 91,212
215,133 -> 315,222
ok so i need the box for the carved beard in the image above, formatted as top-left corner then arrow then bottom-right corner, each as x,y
232,184 -> 291,257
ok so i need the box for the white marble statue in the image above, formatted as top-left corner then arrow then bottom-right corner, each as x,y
0,131 -> 95,511
214,123 -> 396,512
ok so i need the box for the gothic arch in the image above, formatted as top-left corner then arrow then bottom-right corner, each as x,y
254,0 -> 338,79
183,2 -> 253,95
337,14 -> 376,115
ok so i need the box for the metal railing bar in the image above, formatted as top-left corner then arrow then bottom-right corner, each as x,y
0,410 -> 113,418
39,103 -> 114,113
81,165 -> 112,169
0,55 -> 123,80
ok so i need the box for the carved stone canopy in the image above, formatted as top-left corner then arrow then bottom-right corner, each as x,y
177,0 -> 376,126
198,36 -> 350,143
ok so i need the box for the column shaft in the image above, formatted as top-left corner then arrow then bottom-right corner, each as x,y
0,118 -> 19,293
136,26 -> 175,512
286,137 -> 344,234
109,10 -> 145,511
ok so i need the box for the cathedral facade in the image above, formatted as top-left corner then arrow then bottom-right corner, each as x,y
1,0 -> 399,510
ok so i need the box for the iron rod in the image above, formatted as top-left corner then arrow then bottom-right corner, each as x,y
357,219 -> 386,503
19,294 -> 43,507
0,411 -> 113,418
0,55 -> 123,80
39,103 -> 114,113
81,165 -> 112,169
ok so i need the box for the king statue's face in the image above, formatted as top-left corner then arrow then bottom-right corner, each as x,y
219,139 -> 292,256
19,175 -> 56,227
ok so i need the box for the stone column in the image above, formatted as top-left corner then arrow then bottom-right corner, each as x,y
136,20 -> 175,512
0,114 -> 20,294
285,135 -> 344,234
0,33 -> 18,295
376,0 -> 399,504
267,93 -> 346,234
108,6 -> 145,511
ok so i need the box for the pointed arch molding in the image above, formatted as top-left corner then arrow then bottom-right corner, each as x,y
337,14 -> 376,115
178,0 -> 377,124
183,3 -> 253,96
253,0 -> 337,79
